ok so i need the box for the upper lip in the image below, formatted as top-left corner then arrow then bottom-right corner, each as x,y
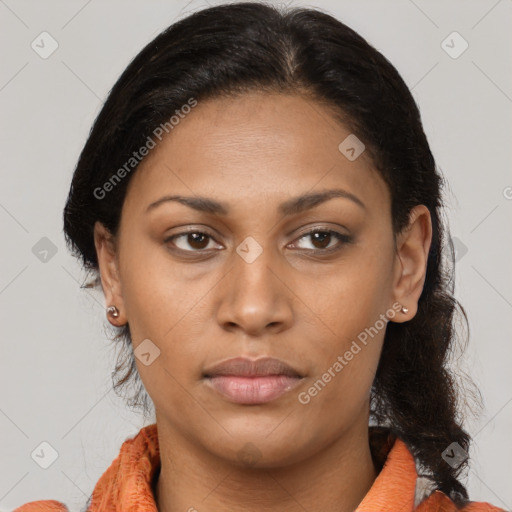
203,356 -> 304,378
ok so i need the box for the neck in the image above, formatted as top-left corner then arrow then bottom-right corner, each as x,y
154,414 -> 378,512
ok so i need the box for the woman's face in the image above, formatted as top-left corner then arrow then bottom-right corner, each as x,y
95,92 -> 431,467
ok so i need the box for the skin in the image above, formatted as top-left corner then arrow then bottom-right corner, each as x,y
94,91 -> 432,512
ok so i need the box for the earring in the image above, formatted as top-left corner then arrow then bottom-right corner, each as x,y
401,306 -> 409,314
106,305 -> 119,318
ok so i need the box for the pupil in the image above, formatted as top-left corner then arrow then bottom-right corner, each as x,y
189,233 -> 208,249
312,232 -> 330,249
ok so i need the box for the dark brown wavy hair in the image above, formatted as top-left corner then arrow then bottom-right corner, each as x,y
63,1 -> 481,506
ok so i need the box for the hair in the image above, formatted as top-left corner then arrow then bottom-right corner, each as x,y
63,1 -> 482,506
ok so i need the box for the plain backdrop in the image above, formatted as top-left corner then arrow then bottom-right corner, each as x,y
1,0 -> 511,510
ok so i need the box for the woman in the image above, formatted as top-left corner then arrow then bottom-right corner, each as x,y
13,2 -> 506,511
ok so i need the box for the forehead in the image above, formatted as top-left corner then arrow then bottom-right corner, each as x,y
124,92 -> 389,216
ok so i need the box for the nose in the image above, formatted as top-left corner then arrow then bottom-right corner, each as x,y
215,240 -> 294,337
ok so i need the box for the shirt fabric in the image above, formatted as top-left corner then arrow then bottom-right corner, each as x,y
12,423 -> 506,512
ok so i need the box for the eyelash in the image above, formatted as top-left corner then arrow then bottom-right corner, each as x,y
164,227 -> 352,255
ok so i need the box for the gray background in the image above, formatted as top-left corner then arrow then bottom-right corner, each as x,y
1,0 -> 511,510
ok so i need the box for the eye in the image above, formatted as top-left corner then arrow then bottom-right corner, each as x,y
164,227 -> 352,254
290,228 -> 352,253
164,230 -> 222,252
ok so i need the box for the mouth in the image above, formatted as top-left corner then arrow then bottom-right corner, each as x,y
203,356 -> 305,405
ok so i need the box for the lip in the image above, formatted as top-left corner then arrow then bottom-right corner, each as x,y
203,356 -> 304,405
204,356 -> 304,378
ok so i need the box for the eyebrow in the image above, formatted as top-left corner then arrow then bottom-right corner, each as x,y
145,188 -> 366,216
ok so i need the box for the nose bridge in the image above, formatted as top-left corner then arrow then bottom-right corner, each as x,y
218,234 -> 292,332
232,234 -> 280,299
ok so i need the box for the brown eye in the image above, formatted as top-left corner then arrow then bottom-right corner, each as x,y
309,231 -> 331,249
291,229 -> 352,253
185,232 -> 210,250
165,231 -> 220,252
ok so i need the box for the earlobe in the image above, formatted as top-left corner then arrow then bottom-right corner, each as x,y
391,205 -> 432,322
93,221 -> 127,326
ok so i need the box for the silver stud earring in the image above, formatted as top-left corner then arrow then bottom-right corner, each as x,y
106,305 -> 119,318
401,306 -> 409,314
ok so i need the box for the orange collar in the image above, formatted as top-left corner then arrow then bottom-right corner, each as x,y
14,423 -> 505,511
87,423 -> 427,512
88,423 -> 161,512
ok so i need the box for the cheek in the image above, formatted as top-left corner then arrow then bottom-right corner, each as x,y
302,248 -> 391,405
118,236 -> 180,335
310,255 -> 390,343
118,238 -> 210,378
301,323 -> 384,429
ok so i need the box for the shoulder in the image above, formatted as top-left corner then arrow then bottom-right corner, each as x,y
415,490 -> 508,512
461,499 -> 508,512
11,499 -> 69,511
11,425 -> 157,512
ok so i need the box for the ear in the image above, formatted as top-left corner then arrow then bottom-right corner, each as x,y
390,205 -> 433,322
93,221 -> 127,326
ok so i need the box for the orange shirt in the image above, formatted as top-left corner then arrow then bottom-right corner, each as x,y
12,424 -> 506,512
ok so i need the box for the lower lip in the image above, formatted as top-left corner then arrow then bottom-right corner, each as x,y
205,375 -> 303,404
